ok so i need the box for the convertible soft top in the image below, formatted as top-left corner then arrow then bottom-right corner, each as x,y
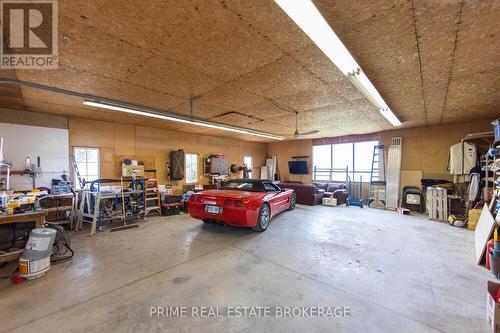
221,179 -> 276,192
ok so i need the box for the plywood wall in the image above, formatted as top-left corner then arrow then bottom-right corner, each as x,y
68,118 -> 267,194
379,120 -> 492,181
267,119 -> 493,185
267,139 -> 313,183
0,108 -> 68,129
1,108 -> 493,193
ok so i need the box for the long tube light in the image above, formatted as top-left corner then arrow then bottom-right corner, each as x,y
274,0 -> 402,127
348,69 -> 402,127
347,69 -> 387,109
380,108 -> 402,127
83,100 -> 285,140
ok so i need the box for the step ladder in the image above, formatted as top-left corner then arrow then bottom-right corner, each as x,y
368,144 -> 386,209
144,178 -> 161,220
70,154 -> 85,189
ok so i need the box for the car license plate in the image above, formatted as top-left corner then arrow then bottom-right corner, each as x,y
206,205 -> 221,214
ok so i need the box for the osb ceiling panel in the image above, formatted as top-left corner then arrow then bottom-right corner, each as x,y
315,0 -> 500,130
234,100 -> 290,120
413,0 -> 462,124
1,0 -> 499,142
209,112 -> 264,126
221,0 -> 312,53
15,66 -> 184,111
60,0 -> 285,82
58,17 -> 223,100
442,70 -> 500,124
231,55 -> 347,111
291,45 -> 366,101
314,0 -> 427,129
169,101 -> 226,119
200,83 -> 266,110
451,1 -> 500,77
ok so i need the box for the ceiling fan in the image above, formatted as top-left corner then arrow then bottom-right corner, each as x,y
292,112 -> 319,138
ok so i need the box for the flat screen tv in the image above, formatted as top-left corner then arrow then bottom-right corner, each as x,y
288,161 -> 308,174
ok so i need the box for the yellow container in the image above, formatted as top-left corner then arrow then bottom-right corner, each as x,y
468,208 -> 482,230
7,201 -> 19,208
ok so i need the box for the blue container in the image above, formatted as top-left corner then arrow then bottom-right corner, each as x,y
492,119 -> 500,142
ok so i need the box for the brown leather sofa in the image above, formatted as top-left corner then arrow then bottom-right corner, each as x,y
277,182 -> 324,206
276,181 -> 349,206
313,182 -> 349,205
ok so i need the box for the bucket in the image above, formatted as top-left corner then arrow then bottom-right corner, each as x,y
490,252 -> 500,278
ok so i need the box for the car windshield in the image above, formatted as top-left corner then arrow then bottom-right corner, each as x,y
222,181 -> 264,192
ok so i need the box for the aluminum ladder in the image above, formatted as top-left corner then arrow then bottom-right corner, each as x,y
368,144 -> 386,209
70,154 -> 85,189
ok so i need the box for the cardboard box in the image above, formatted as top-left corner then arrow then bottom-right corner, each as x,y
121,165 -> 144,177
487,280 -> 500,332
322,197 -> 337,206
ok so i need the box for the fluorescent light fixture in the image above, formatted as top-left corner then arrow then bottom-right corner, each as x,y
274,0 -> 358,75
274,0 -> 402,127
347,69 -> 387,109
380,108 -> 402,127
83,100 -> 284,140
83,100 -> 191,124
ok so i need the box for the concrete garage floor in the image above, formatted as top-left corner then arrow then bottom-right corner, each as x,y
0,205 -> 491,333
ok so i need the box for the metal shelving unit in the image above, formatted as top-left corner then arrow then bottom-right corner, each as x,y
77,180 -> 145,236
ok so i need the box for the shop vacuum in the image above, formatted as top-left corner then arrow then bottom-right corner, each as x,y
19,225 -> 74,279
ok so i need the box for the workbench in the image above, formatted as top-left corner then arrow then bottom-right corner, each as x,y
0,210 -> 47,228
0,210 -> 47,263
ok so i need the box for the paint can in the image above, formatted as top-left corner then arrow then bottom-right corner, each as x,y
19,228 -> 56,279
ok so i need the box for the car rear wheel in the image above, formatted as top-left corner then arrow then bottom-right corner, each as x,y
253,204 -> 270,232
288,193 -> 296,211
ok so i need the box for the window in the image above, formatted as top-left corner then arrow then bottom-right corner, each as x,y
185,153 -> 198,184
263,182 -> 279,192
244,156 -> 253,178
312,141 -> 378,182
222,180 -> 262,192
331,143 -> 353,181
353,141 -> 378,182
73,147 -> 99,189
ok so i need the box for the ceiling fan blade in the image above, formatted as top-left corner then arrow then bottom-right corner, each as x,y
300,130 -> 319,136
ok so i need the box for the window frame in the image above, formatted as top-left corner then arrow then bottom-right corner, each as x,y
185,153 -> 198,184
73,147 -> 100,189
312,141 -> 378,182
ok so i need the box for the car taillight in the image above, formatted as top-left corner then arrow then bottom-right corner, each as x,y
224,199 -> 233,206
234,200 -> 243,207
196,196 -> 203,202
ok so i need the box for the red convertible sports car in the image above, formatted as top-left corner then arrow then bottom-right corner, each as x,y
188,179 -> 296,231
